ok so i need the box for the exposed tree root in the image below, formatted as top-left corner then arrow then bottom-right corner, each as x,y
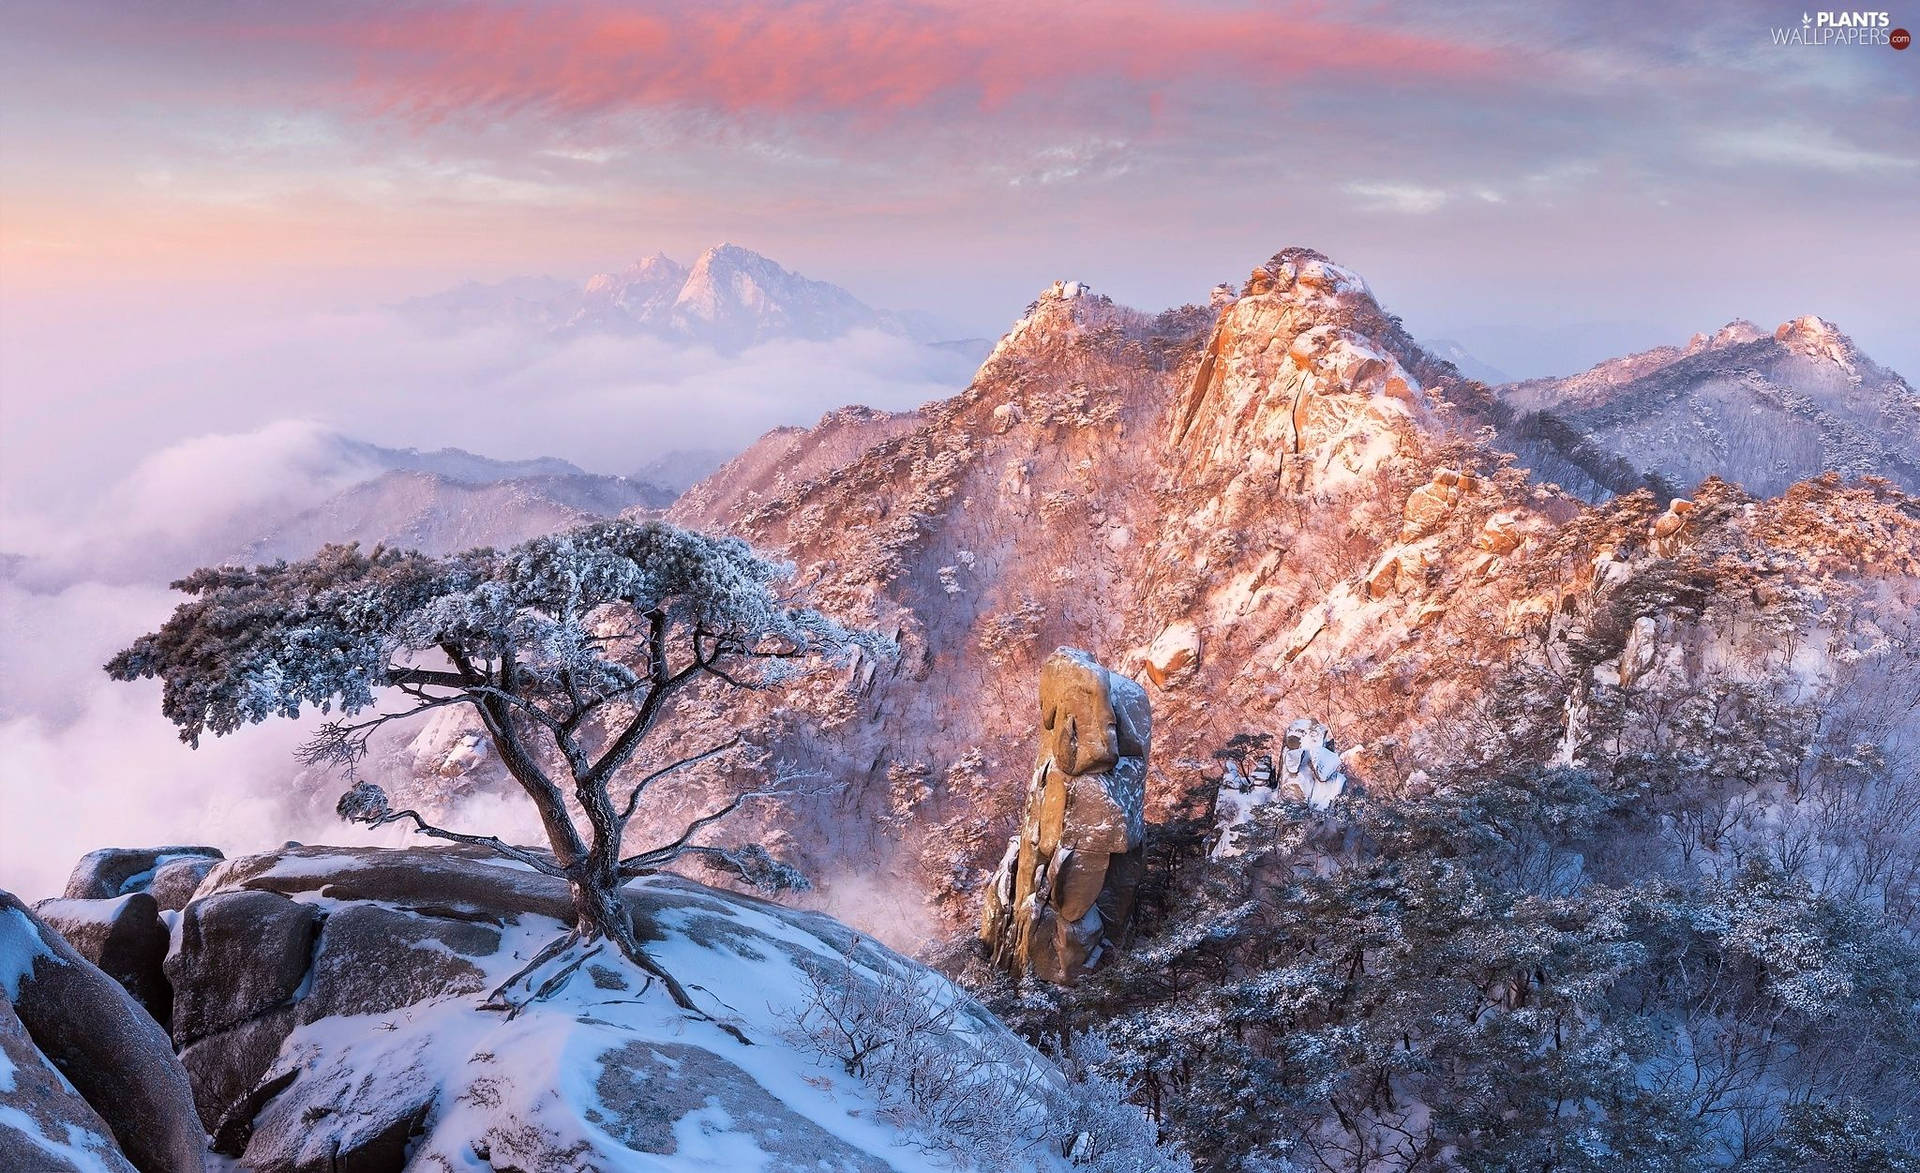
481,927 -> 752,1045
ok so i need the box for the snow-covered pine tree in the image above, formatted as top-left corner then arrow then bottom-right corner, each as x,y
108,519 -> 886,1025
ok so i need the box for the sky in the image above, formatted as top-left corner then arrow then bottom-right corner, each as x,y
2,0 -> 1915,381
0,0 -> 1915,895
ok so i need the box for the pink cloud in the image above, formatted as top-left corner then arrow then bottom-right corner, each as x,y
247,1 -> 1514,126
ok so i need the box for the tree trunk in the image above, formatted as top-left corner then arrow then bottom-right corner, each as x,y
570,873 -> 644,957
567,869 -> 709,1019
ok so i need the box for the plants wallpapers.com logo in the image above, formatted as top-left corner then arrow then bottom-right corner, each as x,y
1770,10 -> 1909,46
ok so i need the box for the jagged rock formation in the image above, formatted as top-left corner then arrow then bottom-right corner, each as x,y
981,649 -> 1150,984
1210,718 -> 1349,857
1495,316 -> 1920,500
0,889 -> 206,1173
1278,718 -> 1346,808
388,245 -> 1919,953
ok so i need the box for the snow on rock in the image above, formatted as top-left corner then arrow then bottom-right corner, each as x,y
62,845 -> 224,901
1143,621 -> 1202,687
0,889 -> 205,1173
1498,312 -> 1919,499
161,845 -> 1088,1171
1211,719 -> 1349,857
1,996 -> 136,1173
1170,249 -> 1431,502
33,893 -> 172,1028
985,280 -> 1145,368
1649,496 -> 1695,555
982,650 -> 1151,985
1774,314 -> 1854,370
1280,719 -> 1347,809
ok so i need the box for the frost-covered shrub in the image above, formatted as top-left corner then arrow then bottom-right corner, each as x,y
980,739 -> 1920,1172
783,945 -> 1051,1168
785,950 -> 1192,1171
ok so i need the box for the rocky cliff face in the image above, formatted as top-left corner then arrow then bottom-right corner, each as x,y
1496,316 -> 1920,500
380,247 -> 1918,951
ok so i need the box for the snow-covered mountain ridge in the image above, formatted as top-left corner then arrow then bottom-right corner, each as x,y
1495,314 -> 1920,500
570,246 -> 1919,945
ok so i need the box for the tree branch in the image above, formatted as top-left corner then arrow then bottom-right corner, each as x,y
618,785 -> 808,875
617,736 -> 744,823
387,666 -> 479,690
359,806 -> 565,877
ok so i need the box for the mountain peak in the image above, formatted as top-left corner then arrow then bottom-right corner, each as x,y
986,279 -> 1142,367
1245,247 -> 1375,305
1773,314 -> 1855,366
1686,319 -> 1766,353
623,252 -> 682,277
407,244 -> 903,353
1497,310 -> 1917,500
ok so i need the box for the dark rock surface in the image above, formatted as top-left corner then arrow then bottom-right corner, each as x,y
0,995 -> 138,1173
0,889 -> 206,1173
62,846 -> 223,901
34,892 -> 172,1027
167,889 -> 322,1046
147,857 -> 222,911
204,844 -> 573,923
294,902 -> 495,1024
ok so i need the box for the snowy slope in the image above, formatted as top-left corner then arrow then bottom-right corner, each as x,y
165,845 -> 1105,1172
1496,316 -> 1920,499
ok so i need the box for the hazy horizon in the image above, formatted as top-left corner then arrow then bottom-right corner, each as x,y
5,1 -> 1917,501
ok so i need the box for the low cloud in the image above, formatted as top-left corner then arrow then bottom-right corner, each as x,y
0,305 -> 977,899
3,305 -> 976,508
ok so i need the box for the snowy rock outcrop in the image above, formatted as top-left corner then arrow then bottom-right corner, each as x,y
95,844 -> 1085,1171
61,844 -> 223,905
34,892 -> 173,1028
982,649 -> 1150,985
1279,719 -> 1347,808
1143,621 -> 1202,687
1211,719 -> 1348,857
0,889 -> 206,1173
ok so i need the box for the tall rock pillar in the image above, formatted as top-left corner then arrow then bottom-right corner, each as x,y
981,648 -> 1150,984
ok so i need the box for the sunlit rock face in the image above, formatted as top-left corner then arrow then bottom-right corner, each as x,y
376,244 -> 1920,960
981,649 -> 1150,985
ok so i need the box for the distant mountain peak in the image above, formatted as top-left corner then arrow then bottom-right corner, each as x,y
403,244 -> 925,353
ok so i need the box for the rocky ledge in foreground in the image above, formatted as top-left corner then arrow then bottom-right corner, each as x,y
13,844 -> 1154,1173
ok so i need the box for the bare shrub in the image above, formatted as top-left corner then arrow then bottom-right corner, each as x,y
783,945 -> 1052,1168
